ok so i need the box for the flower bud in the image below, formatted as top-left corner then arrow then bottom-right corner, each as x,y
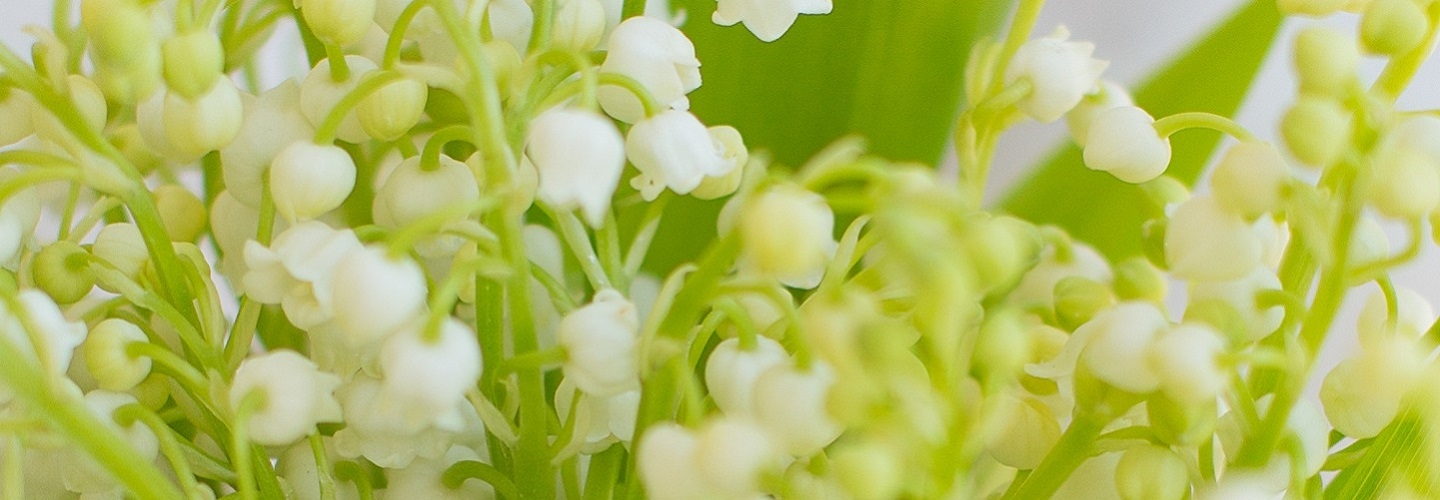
32,241 -> 95,305
1083,106 -> 1171,183
693,418 -> 779,497
1188,268 -> 1285,343
1282,96 -> 1350,167
753,361 -> 842,456
81,0 -> 159,74
1079,302 -> 1168,394
301,0 -> 377,46
300,56 -> 379,144
1067,80 -> 1133,147
1294,27 -> 1358,96
705,336 -> 789,418
736,185 -> 837,289
230,350 -> 344,446
1321,338 -> 1424,438
598,17 -> 702,123
1365,145 -> 1440,219
713,0 -> 833,42
1004,26 -> 1109,123
1357,286 -> 1433,349
1112,256 -> 1166,302
269,141 -> 357,222
637,424 -> 708,500
222,80 -> 315,208
154,184 -> 207,242
1149,323 -> 1226,406
91,223 -> 148,289
33,75 -> 107,145
985,394 -> 1061,469
627,110 -> 729,199
162,31 -> 225,99
554,0 -> 607,51
1053,276 -> 1115,331
690,125 -> 748,200
559,289 -> 640,397
1211,142 -> 1289,219
163,78 -> 245,158
357,77 -> 427,141
1360,0 -> 1428,56
330,246 -> 428,344
972,308 -> 1032,380
373,155 -> 480,229
1114,445 -> 1189,500
1278,0 -> 1346,16
82,318 -> 152,392
527,107 -> 626,226
1165,195 -> 1262,282
1012,239 -> 1112,311
379,317 -> 482,428
831,440 -> 903,500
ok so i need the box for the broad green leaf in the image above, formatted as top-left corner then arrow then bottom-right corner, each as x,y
1326,410 -> 1435,499
636,0 -> 1016,273
998,0 -> 1283,261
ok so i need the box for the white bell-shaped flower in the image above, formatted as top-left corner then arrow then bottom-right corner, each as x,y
627,109 -> 729,200
1365,143 -> 1440,220
598,17 -> 702,123
691,125 -> 749,200
221,80 -> 315,208
1078,301 -> 1168,394
705,336 -> 789,418
488,0 -> 535,52
1083,105 -> 1171,183
558,289 -> 641,397
277,439 -> 364,500
736,184 -> 837,289
1321,338 -> 1425,438
64,391 -> 160,495
162,78 -> 245,160
694,417 -> 780,497
357,77 -> 427,142
1166,195 -> 1263,282
378,317 -> 482,431
242,221 -> 362,328
385,445 -> 495,499
984,394 -> 1061,469
1004,26 -> 1109,123
1188,268 -> 1286,343
1357,286 -> 1434,349
81,318 -> 152,392
14,290 -> 88,378
713,0 -> 833,42
555,379 -> 642,452
300,55 -> 379,144
1115,445 -> 1190,500
1066,80 -> 1132,147
0,167 -> 41,264
1148,323 -> 1227,406
269,141 -> 357,223
332,375 -> 455,467
373,155 -> 480,229
1010,241 -> 1111,311
554,0 -> 608,51
1211,141 -> 1290,219
91,222 -> 147,286
637,424 -> 712,500
752,360 -> 842,456
527,107 -> 626,227
229,350 -> 344,446
330,246 -> 429,345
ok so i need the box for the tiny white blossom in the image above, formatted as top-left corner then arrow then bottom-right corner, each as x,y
1066,80 -> 1132,147
559,289 -> 641,397
229,350 -> 344,446
385,445 -> 495,499
598,17 -> 702,123
0,167 -> 41,264
221,80 -> 316,208
330,246 -> 430,345
1078,301 -> 1168,394
555,378 -> 642,453
735,185 -> 837,289
1082,105 -> 1171,183
332,376 -> 455,467
269,141 -> 358,223
1165,195 -> 1263,282
527,107 -> 626,227
300,56 -> 379,144
712,0 -> 833,42
1211,141 -> 1290,219
162,78 -> 245,160
65,391 -> 160,495
1357,286 -> 1434,349
554,0 -> 608,51
1321,338 -> 1424,438
705,336 -> 789,418
378,317 -> 482,431
626,110 -> 729,200
1188,268 -> 1286,343
242,221 -> 362,328
300,0 -> 377,46
1148,323 -> 1227,406
81,318 -> 152,392
752,360 -> 842,456
985,394 -> 1061,469
693,417 -> 780,497
1004,26 -> 1109,123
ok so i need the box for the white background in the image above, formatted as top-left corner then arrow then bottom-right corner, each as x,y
4,1 -> 1438,379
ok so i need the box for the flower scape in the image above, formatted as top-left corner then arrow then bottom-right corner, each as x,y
0,0 -> 1437,498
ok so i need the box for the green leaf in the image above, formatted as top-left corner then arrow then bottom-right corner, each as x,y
634,0 -> 1016,274
998,0 -> 1283,261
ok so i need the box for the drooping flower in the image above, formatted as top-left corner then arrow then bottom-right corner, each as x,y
712,0 -> 833,42
242,221 -> 362,328
229,350 -> 344,446
268,141 -> 358,223
598,17 -> 702,123
752,360 -> 842,456
705,336 -> 789,418
220,80 -> 316,208
626,109 -> 729,200
735,185 -> 838,289
299,55 -> 379,144
1165,195 -> 1263,283
527,107 -> 626,227
1082,105 -> 1171,183
1004,26 -> 1109,123
378,318 -> 482,431
558,289 -> 641,397
330,246 -> 430,345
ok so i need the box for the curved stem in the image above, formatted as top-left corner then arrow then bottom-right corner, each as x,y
1001,412 -> 1106,500
115,404 -> 204,500
1153,111 -> 1258,143
598,73 -> 662,117
420,125 -> 477,171
314,70 -> 402,144
383,0 -> 431,68
443,460 -> 521,499
230,391 -> 265,500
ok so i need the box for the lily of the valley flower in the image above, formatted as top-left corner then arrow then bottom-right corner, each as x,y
713,0 -> 833,42
1165,195 -> 1263,283
268,141 -> 358,223
81,318 -> 152,392
299,0 -> 377,47
527,107 -> 626,227
1005,26 -> 1109,123
243,221 -> 362,328
598,17 -> 702,123
221,80 -> 315,208
300,56 -> 379,144
1082,105 -> 1171,183
705,336 -> 789,418
735,184 -> 837,289
752,360 -> 842,456
378,318 -> 482,431
559,289 -> 641,397
229,350 -> 344,446
627,109 -> 730,200
330,246 -> 430,345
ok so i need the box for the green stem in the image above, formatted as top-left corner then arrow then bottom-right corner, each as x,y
529,0 -> 554,53
1372,2 -> 1440,100
598,73 -> 662,117
1153,111 -> 1258,142
230,391 -> 265,500
1001,413 -> 1106,500
383,0 -> 430,68
547,203 -> 613,290
313,70 -> 402,144
623,192 -> 671,276
309,434 -> 338,500
125,341 -> 208,394
620,0 -> 648,19
443,460 -> 521,499
115,404 -> 204,500
420,125 -> 477,171
988,0 -> 1047,96
325,43 -> 351,82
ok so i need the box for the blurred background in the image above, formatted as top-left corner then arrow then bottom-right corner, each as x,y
3,1 -> 1436,384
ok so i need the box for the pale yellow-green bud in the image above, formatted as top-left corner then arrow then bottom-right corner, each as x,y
1112,256 -> 1166,302
985,394 -> 1061,469
1360,0 -> 1428,56
1054,276 -> 1115,330
1294,27 -> 1358,96
83,318 -> 152,392
737,184 -> 836,289
972,308 -> 1030,380
162,31 -> 225,99
31,240 -> 95,304
92,223 -> 149,290
301,0 -> 377,47
1147,394 -> 1218,446
154,185 -> 207,242
163,78 -> 245,158
33,75 -> 107,144
1365,145 -> 1440,219
1115,445 -> 1189,500
831,440 -> 903,500
94,42 -> 161,105
358,77 -> 427,142
1211,141 -> 1290,219
691,126 -> 748,200
81,0 -> 158,73
1282,96 -> 1351,167
1278,0 -> 1346,16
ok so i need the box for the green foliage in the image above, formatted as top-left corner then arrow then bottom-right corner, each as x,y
999,0 -> 1282,261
